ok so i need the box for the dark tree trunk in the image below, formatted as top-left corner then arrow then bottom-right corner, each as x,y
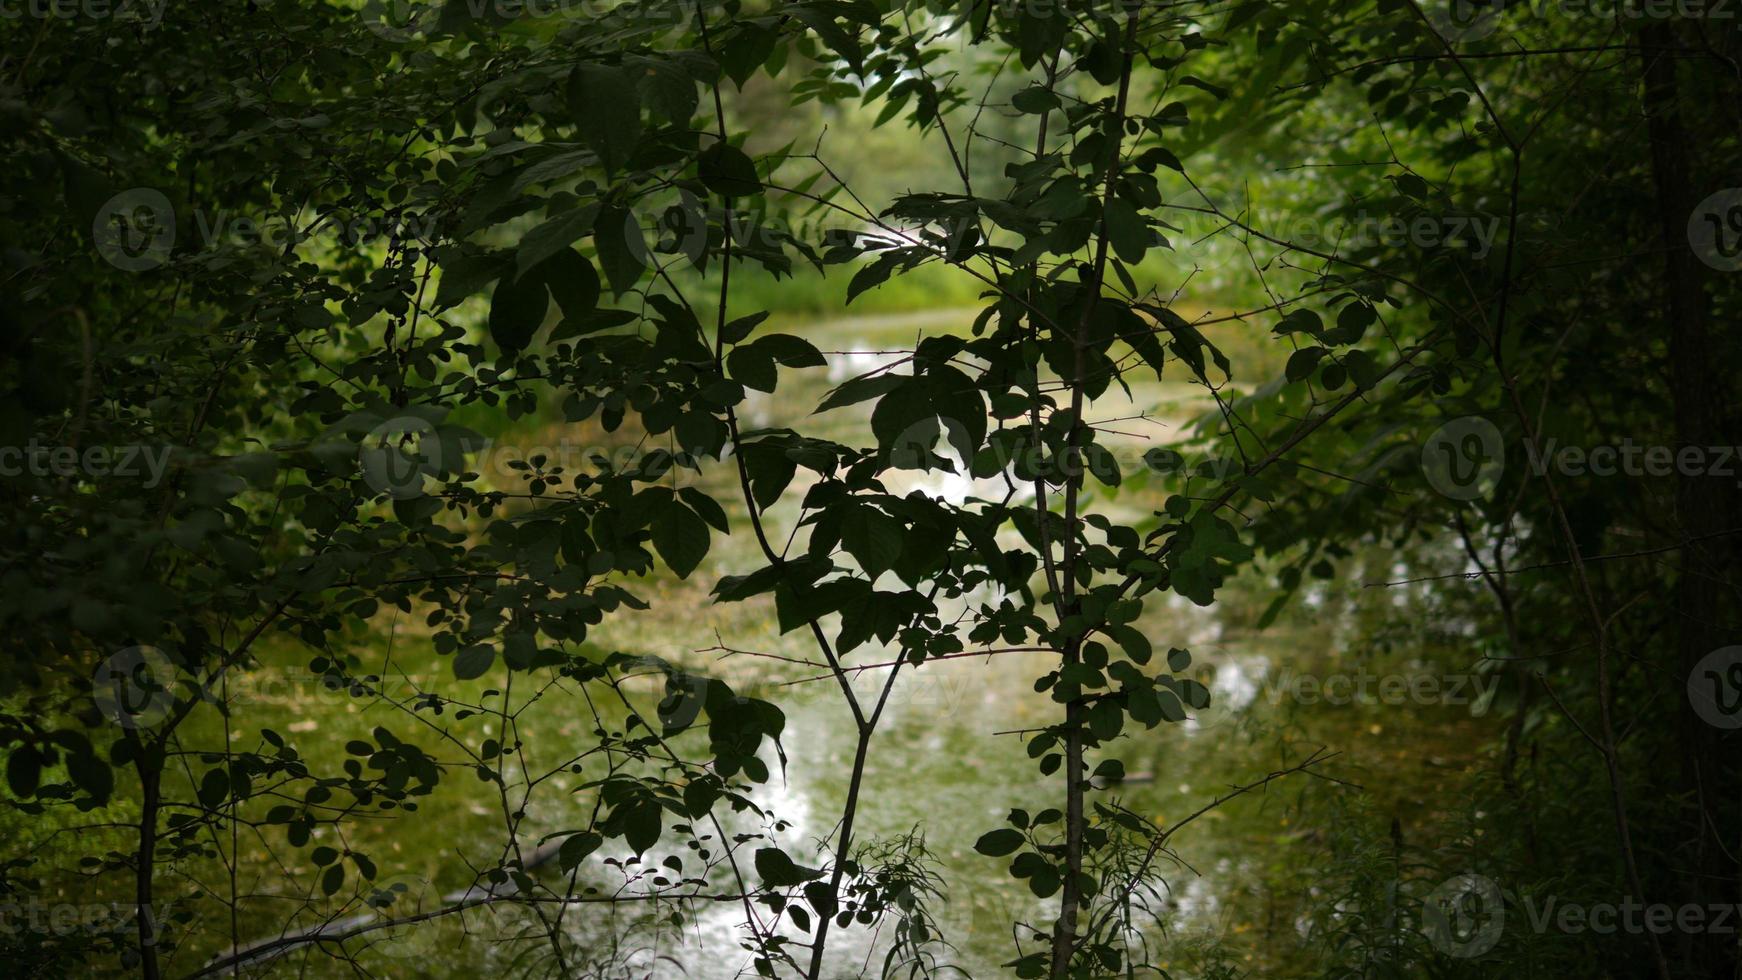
1636,22 -> 1741,979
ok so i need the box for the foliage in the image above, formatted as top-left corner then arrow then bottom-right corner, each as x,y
1,0 -> 1738,978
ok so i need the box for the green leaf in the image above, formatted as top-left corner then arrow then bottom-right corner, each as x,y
698,142 -> 762,198
568,64 -> 642,174
1286,346 -> 1327,382
755,847 -> 824,887
753,334 -> 825,368
433,249 -> 510,311
721,311 -> 769,345
639,60 -> 699,124
785,5 -> 864,75
1012,86 -> 1060,114
816,373 -> 904,414
680,487 -> 730,532
727,347 -> 777,393
534,248 -> 602,320
651,502 -> 710,578
803,880 -> 837,919
841,507 -> 903,579
487,272 -> 549,352
1103,198 -> 1149,265
622,800 -> 662,855
973,829 -> 1025,857
453,645 -> 496,681
197,768 -> 230,808
559,831 -> 604,871
1084,443 -> 1122,488
6,748 -> 41,798
594,207 -> 646,298
517,206 -> 598,276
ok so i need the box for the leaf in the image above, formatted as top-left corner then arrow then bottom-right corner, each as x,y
741,442 -> 796,508
321,864 -> 345,896
197,768 -> 230,808
453,645 -> 496,681
65,747 -> 113,802
1103,198 -> 1149,265
680,487 -> 730,532
1084,443 -> 1122,488
622,800 -> 662,855
698,142 -> 762,198
799,880 -> 836,921
753,334 -> 825,368
1138,147 -> 1185,173
517,206 -> 598,276
841,507 -> 903,579
1012,86 -> 1060,114
974,829 -> 1025,857
846,253 -> 900,304
755,847 -> 824,887
1286,346 -> 1327,382
559,831 -> 604,871
1274,308 -> 1323,338
785,5 -> 864,75
535,248 -> 602,320
721,311 -> 769,345
815,373 -> 904,414
639,60 -> 699,124
6,748 -> 40,798
433,249 -> 510,310
651,502 -> 710,578
568,64 -> 642,174
594,207 -> 645,298
487,272 -> 549,352
727,347 -> 777,393
1179,74 -> 1231,99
